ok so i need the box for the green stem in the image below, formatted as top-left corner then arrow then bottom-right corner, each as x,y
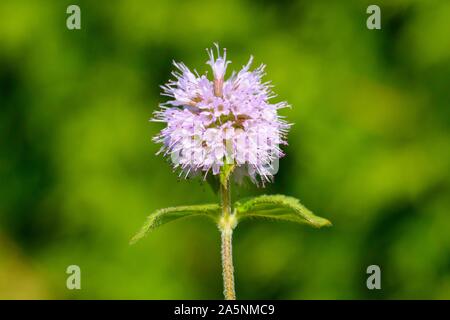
219,176 -> 236,300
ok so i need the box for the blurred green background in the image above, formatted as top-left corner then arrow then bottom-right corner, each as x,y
1,0 -> 449,299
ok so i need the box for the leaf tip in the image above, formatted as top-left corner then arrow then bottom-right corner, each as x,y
129,234 -> 141,245
315,217 -> 332,228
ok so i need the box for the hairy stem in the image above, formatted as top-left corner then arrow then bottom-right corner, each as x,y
219,176 -> 236,300
221,227 -> 235,300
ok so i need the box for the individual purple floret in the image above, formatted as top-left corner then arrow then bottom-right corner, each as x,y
153,44 -> 290,184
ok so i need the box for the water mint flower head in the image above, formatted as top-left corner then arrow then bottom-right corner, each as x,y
153,44 -> 291,184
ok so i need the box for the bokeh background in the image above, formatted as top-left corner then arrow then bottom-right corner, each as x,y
1,0 -> 449,299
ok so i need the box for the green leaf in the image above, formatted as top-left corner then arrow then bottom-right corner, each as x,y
234,194 -> 332,228
130,204 -> 221,244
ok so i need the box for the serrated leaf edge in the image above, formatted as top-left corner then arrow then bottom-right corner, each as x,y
234,194 -> 332,228
130,204 -> 221,244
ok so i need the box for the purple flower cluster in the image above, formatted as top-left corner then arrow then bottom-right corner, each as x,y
153,44 -> 290,184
